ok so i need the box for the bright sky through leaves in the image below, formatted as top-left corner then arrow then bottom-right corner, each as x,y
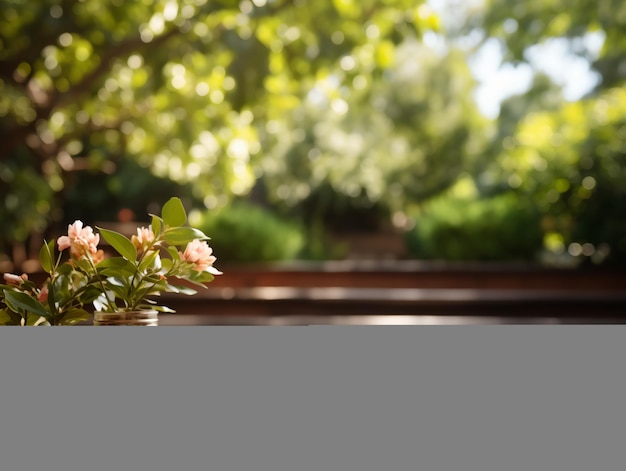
427,0 -> 604,118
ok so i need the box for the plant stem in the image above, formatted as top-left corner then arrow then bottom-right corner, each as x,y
130,279 -> 159,311
46,275 -> 58,325
86,254 -> 117,312
127,237 -> 161,310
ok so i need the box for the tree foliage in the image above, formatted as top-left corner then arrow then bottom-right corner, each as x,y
470,0 -> 626,264
259,40 -> 486,229
3,0 -> 625,265
477,0 -> 626,89
1,0 -> 440,255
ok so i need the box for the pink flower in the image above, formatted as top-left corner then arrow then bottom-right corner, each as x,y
131,227 -> 155,250
38,285 -> 49,303
57,220 -> 100,259
180,239 -> 222,274
3,273 -> 28,286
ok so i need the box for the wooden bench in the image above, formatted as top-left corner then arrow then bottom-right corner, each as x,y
162,261 -> 626,319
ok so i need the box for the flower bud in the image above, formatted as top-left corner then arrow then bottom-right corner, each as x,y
3,273 -> 27,286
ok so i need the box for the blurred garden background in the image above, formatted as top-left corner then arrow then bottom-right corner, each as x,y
1,0 -> 625,271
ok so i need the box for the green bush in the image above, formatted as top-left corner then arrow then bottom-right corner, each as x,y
194,202 -> 305,263
405,193 -> 543,262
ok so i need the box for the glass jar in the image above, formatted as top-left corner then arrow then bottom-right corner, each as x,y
93,310 -> 158,326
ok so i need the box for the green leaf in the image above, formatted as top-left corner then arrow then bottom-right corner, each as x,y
106,276 -> 128,288
166,246 -> 180,259
151,215 -> 162,236
58,309 -> 91,325
24,315 -> 50,326
97,257 -> 136,275
163,227 -> 209,245
138,250 -> 161,272
39,240 -> 55,273
160,258 -> 174,272
166,284 -> 198,295
134,277 -> 167,296
93,294 -> 116,312
0,309 -> 20,325
151,305 -> 176,313
56,262 -> 75,276
108,283 -> 130,300
98,227 -> 137,261
80,285 -> 103,304
190,271 -> 215,284
3,290 -> 49,318
174,275 -> 212,289
161,197 -> 187,227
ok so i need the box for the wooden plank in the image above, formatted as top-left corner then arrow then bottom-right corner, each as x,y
198,261 -> 626,292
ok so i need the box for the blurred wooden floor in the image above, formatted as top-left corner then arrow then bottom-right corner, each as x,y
155,314 -> 626,325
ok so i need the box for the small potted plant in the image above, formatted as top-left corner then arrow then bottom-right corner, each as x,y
0,197 -> 221,326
